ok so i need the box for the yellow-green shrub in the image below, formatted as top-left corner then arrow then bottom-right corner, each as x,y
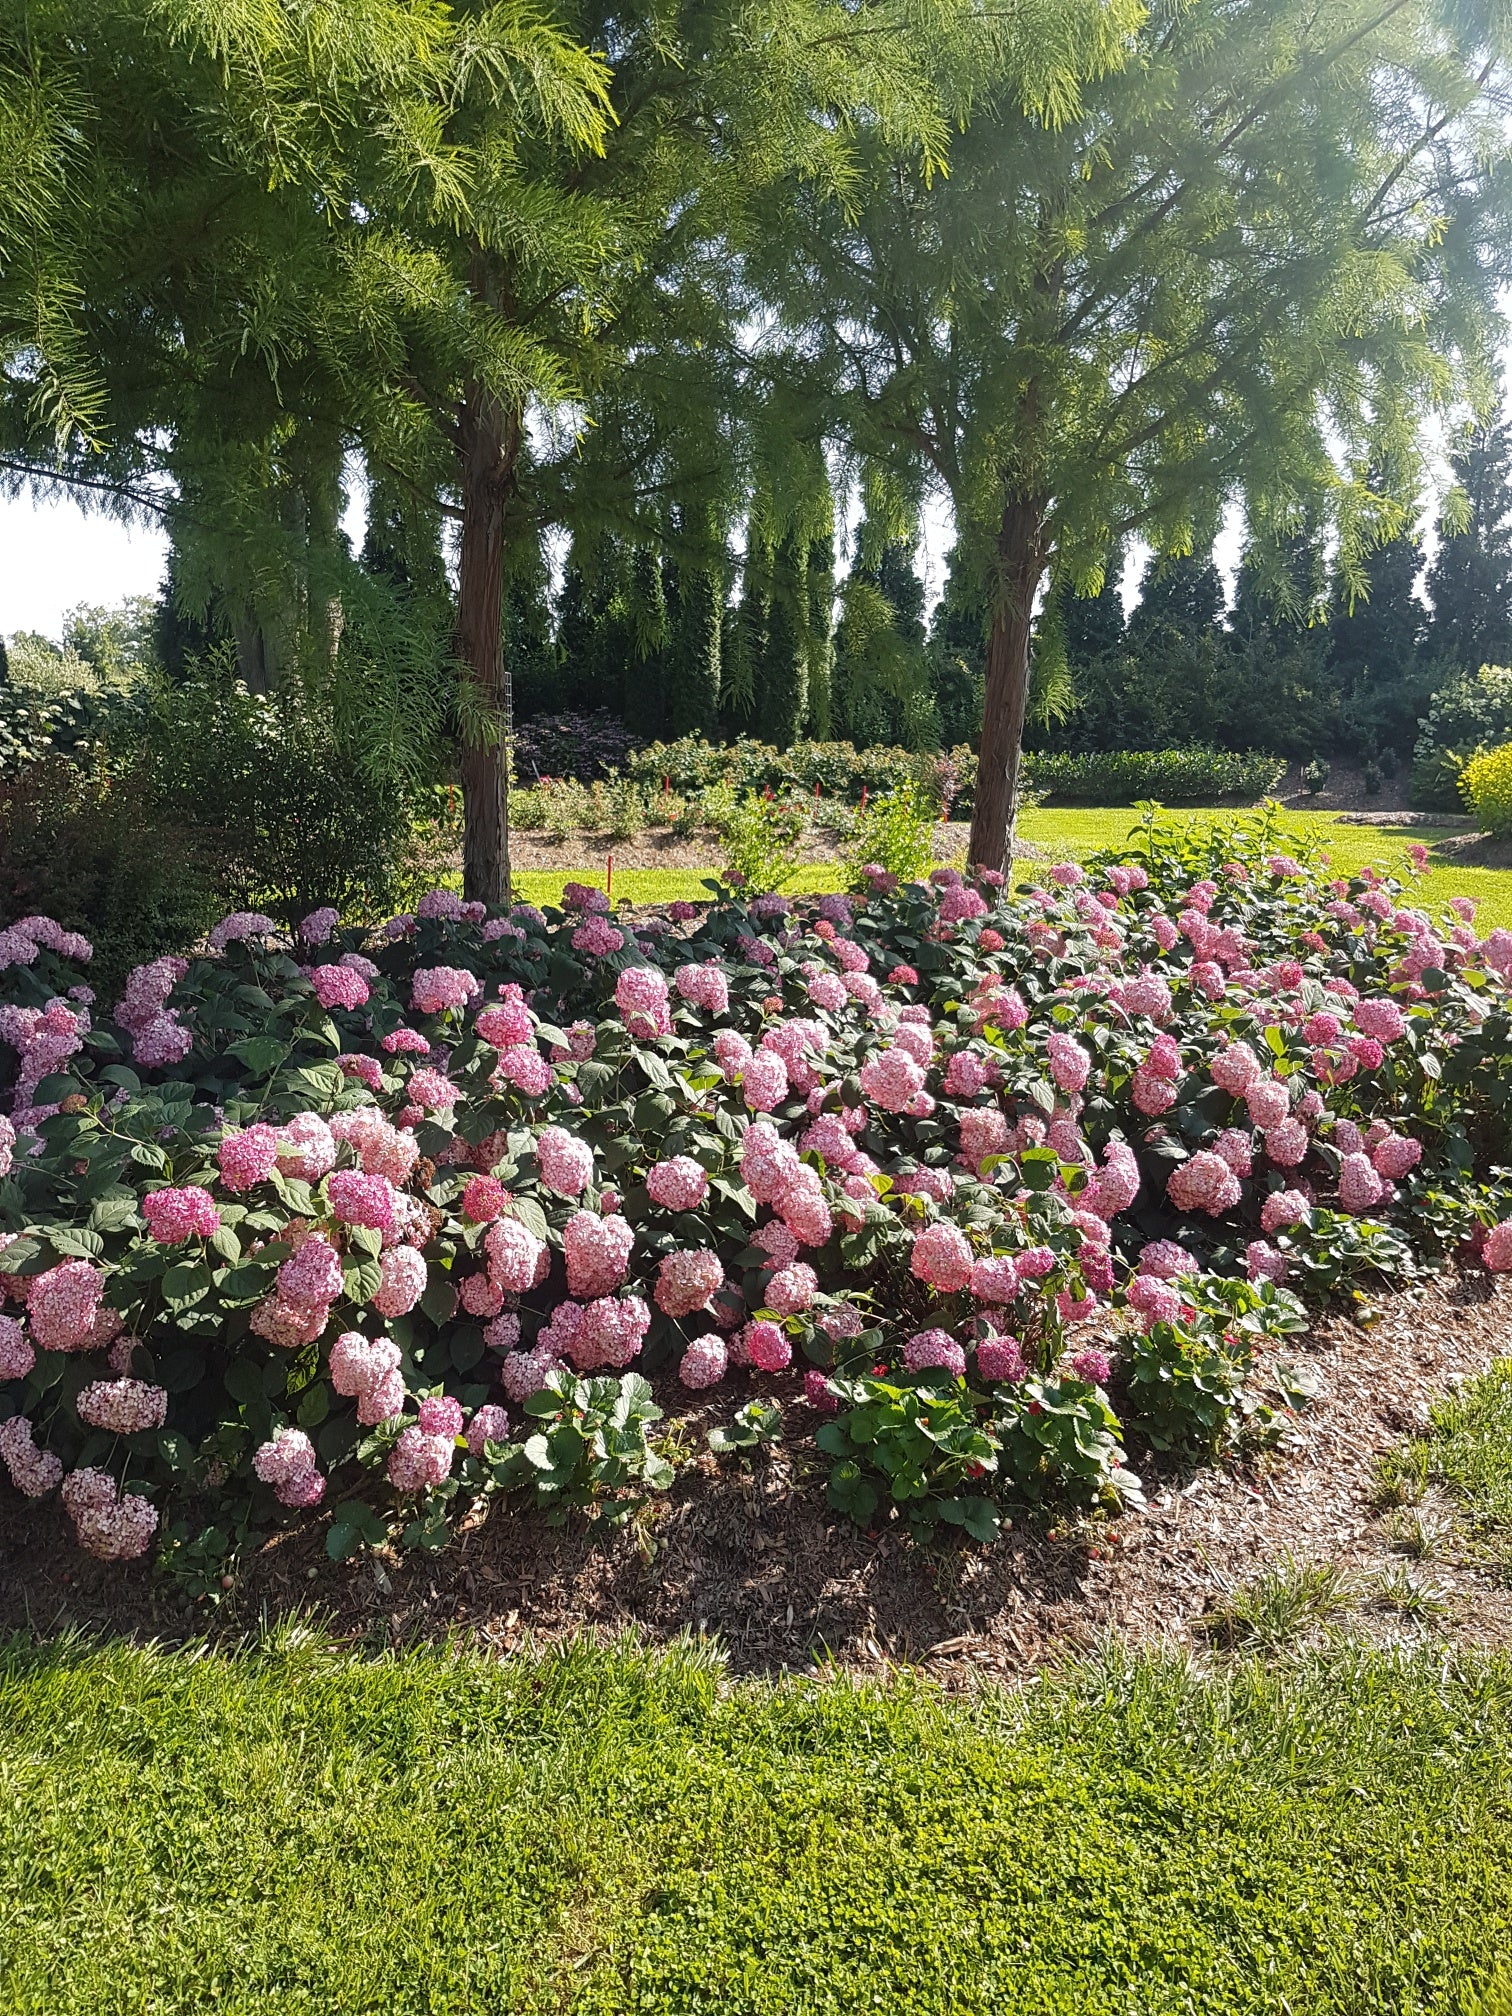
1460,742 -> 1512,836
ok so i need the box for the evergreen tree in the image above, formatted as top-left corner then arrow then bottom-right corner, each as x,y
666,505 -> 724,737
758,533 -> 809,748
623,548 -> 668,741
804,530 -> 836,741
721,529 -> 769,734
1328,526 -> 1426,757
1426,422 -> 1512,676
1061,562 -> 1125,664
1126,553 -> 1224,649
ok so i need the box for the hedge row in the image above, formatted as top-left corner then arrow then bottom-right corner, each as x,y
623,735 -> 1286,812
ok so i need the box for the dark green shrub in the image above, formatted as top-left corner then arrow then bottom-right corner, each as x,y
1411,666 -> 1512,809
0,759 -> 223,994
144,677 -> 422,922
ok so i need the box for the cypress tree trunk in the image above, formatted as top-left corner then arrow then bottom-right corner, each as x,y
456,376 -> 521,908
968,493 -> 1047,876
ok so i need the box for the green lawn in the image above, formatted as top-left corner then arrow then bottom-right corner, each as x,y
513,807 -> 1512,928
1380,1358 -> 1512,1568
3,1632 -> 1512,2013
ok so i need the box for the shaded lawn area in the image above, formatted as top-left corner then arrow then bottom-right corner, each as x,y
513,808 -> 1512,926
3,1632 -> 1512,2015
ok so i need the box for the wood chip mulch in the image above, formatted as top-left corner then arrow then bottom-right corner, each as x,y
3,1270 -> 1510,1686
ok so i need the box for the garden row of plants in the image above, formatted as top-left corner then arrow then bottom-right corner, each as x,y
611,729 -> 1286,814
3,806 -> 1511,1586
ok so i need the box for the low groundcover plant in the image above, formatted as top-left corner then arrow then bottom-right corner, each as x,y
3,810 -> 1512,1571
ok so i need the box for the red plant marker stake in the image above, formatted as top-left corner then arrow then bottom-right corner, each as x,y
607,854 -> 614,902
813,780 -> 820,799
861,785 -> 869,811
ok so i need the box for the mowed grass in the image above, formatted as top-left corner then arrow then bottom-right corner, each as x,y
1381,1358 -> 1512,1554
512,807 -> 1512,928
4,1632 -> 1512,2014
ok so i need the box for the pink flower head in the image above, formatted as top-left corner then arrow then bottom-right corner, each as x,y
647,1156 -> 710,1212
1046,1032 -> 1091,1093
677,1335 -> 728,1390
466,1404 -> 510,1456
1261,1189 -> 1310,1234
1138,1239 -> 1197,1281
485,1217 -> 549,1294
742,1049 -> 790,1112
859,1046 -> 925,1113
742,1319 -> 792,1373
903,1328 -> 967,1378
327,1168 -> 398,1235
654,1249 -> 724,1319
278,1233 -> 344,1308
1338,1152 -> 1385,1214
76,1378 -> 168,1434
60,1466 -> 159,1556
142,1185 -> 221,1243
563,1209 -> 634,1300
387,1426 -> 455,1493
765,1262 -> 818,1317
0,1415 -> 62,1496
969,1255 -> 1020,1304
674,963 -> 730,1015
1068,1347 -> 1111,1386
1483,1220 -> 1512,1272
910,1221 -> 973,1293
615,965 -> 672,1039
1245,1079 -> 1291,1132
537,1125 -> 594,1197
276,1113 -> 337,1183
461,1174 -> 508,1223
1354,998 -> 1408,1043
208,912 -> 276,953
1210,1043 -> 1262,1097
1166,1151 -> 1242,1217
371,1246 -> 427,1318
477,996 -> 535,1048
1127,1274 -> 1181,1328
741,1121 -> 801,1205
27,1260 -> 106,1352
411,966 -> 482,1016
1264,1118 -> 1309,1168
1246,1241 -> 1290,1285
311,964 -> 369,1011
1372,1132 -> 1422,1182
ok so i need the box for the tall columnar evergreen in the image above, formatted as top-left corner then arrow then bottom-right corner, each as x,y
666,506 -> 724,737
1327,526 -> 1427,756
1427,422 -> 1512,677
721,530 -> 769,733
804,531 -> 836,741
758,533 -> 809,748
621,548 -> 669,742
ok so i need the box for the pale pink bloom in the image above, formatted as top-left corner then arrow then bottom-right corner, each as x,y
76,1379 -> 167,1434
372,1245 -> 427,1318
142,1185 -> 221,1243
678,1335 -> 728,1389
562,1210 -> 634,1300
537,1125 -> 594,1197
654,1249 -> 724,1318
765,1262 -> 818,1316
1261,1190 -> 1310,1234
1264,1118 -> 1309,1168
1338,1152 -> 1385,1214
910,1221 -> 973,1293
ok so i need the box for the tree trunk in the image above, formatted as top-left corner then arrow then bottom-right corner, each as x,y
968,494 -> 1048,877
455,379 -> 521,908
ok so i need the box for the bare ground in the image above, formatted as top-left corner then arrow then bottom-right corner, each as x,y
3,1270 -> 1510,1682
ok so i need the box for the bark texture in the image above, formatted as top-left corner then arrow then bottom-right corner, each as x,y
968,494 -> 1048,877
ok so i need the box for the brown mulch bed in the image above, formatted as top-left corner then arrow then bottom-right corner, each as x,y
508,822 -> 1043,875
4,1271 -> 1510,1680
